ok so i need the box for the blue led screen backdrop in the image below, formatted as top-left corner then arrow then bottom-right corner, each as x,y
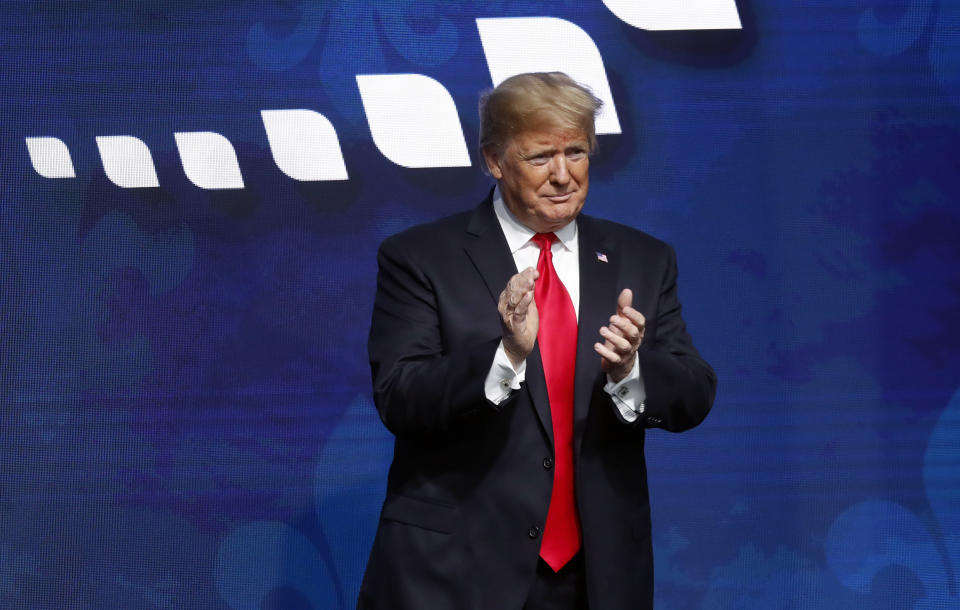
2,1 -> 959,608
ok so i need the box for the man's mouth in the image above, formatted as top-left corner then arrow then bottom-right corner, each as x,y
545,192 -> 573,203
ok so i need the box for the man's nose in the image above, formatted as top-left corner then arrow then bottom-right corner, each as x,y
548,154 -> 570,184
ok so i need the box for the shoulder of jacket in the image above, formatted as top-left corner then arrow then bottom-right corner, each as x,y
579,213 -> 674,255
380,208 -> 473,251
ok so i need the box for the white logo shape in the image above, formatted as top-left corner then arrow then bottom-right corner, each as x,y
96,136 -> 160,188
261,109 -> 349,181
477,17 -> 621,135
174,131 -> 245,190
25,137 -> 76,179
356,73 -> 471,168
601,0 -> 742,31
27,11 -> 743,188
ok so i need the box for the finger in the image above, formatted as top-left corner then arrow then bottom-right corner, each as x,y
514,289 -> 534,316
507,273 -> 523,295
518,267 -> 539,290
498,289 -> 510,312
599,326 -> 631,352
512,270 -> 537,297
607,315 -> 632,339
505,281 -> 527,307
621,306 -> 646,329
600,327 -> 631,353
609,316 -> 640,343
616,288 -> 632,314
594,341 -> 621,363
508,268 -> 533,289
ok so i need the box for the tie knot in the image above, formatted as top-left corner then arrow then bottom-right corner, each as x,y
531,232 -> 557,251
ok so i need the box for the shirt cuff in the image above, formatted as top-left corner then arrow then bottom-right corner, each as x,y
603,357 -> 646,423
484,340 -> 527,405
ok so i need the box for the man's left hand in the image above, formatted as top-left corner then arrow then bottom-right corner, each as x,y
594,288 -> 646,383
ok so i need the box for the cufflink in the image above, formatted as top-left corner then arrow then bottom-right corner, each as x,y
617,386 -> 629,398
501,379 -> 512,389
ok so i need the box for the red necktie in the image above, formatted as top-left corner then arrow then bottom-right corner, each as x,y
531,232 -> 581,571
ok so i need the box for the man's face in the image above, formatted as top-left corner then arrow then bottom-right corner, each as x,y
483,123 -> 590,234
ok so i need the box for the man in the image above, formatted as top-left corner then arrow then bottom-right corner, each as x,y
360,72 -> 716,609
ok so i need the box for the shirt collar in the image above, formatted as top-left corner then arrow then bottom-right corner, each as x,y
492,185 -> 579,255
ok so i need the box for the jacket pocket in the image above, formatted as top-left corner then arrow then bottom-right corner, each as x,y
381,493 -> 458,534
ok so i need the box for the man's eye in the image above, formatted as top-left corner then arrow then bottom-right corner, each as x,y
527,156 -> 549,166
567,150 -> 586,160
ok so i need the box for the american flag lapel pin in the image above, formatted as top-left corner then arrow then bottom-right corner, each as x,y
596,251 -> 608,263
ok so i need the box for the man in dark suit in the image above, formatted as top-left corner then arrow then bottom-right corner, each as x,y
359,72 -> 716,610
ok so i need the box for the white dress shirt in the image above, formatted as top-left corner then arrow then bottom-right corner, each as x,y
483,187 -> 646,422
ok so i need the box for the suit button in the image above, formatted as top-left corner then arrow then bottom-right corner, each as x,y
528,526 -> 541,539
542,457 -> 553,470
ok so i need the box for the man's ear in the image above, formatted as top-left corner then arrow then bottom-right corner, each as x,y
481,146 -> 503,180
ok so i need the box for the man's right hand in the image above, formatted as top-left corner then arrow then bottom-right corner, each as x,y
498,267 -> 539,368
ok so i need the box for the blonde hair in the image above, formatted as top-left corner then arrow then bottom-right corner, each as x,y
479,72 -> 603,160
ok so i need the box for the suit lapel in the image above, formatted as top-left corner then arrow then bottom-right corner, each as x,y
574,215 -> 619,439
464,194 -> 555,445
464,194 -> 515,307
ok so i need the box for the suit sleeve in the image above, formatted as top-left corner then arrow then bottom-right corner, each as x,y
635,244 -> 717,432
368,235 -> 505,438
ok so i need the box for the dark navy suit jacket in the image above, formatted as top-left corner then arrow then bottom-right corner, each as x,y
359,194 -> 716,610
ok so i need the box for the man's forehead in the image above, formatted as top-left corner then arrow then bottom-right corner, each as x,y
512,127 -> 589,150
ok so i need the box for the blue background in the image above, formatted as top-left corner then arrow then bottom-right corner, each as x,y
2,1 -> 959,608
